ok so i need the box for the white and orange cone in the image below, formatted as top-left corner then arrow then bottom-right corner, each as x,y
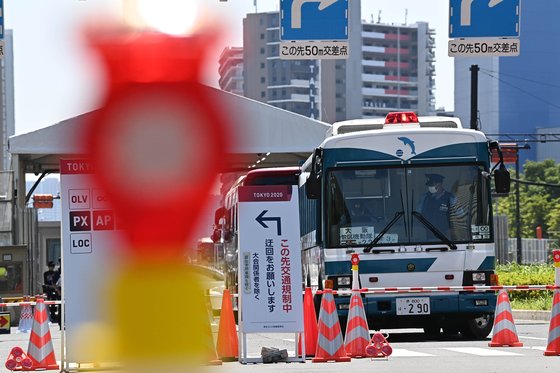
26,297 -> 59,370
344,291 -> 370,358
18,296 -> 33,333
488,289 -> 523,347
544,289 -> 560,356
312,290 -> 351,363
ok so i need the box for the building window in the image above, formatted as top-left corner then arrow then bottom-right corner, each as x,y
46,238 -> 61,264
260,48 -> 265,54
260,62 -> 265,68
260,77 -> 266,83
261,91 -> 266,98
260,33 -> 265,40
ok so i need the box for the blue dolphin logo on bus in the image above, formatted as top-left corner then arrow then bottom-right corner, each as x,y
398,137 -> 416,155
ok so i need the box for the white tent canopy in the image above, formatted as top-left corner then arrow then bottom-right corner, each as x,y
9,86 -> 331,174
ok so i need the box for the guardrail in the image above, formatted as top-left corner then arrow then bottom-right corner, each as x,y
315,285 -> 560,295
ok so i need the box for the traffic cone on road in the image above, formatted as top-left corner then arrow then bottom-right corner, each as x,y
312,290 -> 351,363
18,296 -> 33,333
298,287 -> 318,358
216,289 -> 238,361
344,290 -> 370,357
488,289 -> 523,347
544,289 -> 560,356
26,297 -> 59,370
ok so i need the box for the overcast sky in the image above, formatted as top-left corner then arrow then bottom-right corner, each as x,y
5,0 -> 452,135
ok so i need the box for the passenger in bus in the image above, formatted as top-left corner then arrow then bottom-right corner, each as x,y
418,174 -> 458,239
341,200 -> 375,225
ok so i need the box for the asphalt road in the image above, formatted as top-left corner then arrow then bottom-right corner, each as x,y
0,319 -> 558,373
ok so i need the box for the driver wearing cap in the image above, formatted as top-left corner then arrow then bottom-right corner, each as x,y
418,173 -> 457,238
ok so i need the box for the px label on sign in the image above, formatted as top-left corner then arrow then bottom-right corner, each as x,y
449,0 -> 520,38
280,0 -> 348,41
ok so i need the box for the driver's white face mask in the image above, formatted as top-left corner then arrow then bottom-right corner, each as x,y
428,186 -> 438,194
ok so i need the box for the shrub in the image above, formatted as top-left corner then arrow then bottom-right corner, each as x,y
495,263 -> 555,310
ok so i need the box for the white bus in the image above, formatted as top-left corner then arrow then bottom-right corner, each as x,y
299,111 -> 510,339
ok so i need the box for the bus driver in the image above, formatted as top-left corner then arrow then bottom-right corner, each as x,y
418,173 -> 457,239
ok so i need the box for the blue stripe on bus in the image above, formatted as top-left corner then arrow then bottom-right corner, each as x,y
477,256 -> 496,271
325,258 -> 437,274
323,143 -> 489,168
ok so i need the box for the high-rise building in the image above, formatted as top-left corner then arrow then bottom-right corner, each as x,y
218,5 -> 436,123
1,30 -> 15,171
454,1 -> 560,163
218,47 -> 244,96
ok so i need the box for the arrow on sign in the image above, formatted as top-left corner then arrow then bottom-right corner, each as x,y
256,210 -> 282,236
461,0 -> 504,26
0,316 -> 8,327
291,0 -> 338,29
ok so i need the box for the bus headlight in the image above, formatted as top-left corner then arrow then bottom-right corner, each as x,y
337,276 -> 352,286
472,272 -> 486,283
475,299 -> 488,306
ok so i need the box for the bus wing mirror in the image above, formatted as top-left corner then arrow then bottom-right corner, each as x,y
494,163 -> 510,194
306,148 -> 322,199
305,176 -> 320,199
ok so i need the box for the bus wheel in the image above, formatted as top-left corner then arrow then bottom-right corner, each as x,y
460,314 -> 494,339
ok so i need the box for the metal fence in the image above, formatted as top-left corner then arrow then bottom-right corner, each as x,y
494,214 -> 555,264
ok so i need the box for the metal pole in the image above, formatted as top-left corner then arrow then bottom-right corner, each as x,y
470,64 -> 479,130
516,151 -> 522,264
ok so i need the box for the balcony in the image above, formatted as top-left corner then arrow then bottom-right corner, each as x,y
362,45 -> 385,54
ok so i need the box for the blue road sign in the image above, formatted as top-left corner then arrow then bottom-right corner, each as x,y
449,0 -> 520,38
280,0 -> 348,41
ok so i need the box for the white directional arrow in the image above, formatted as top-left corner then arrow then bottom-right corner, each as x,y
291,0 -> 338,29
460,0 -> 504,27
488,0 -> 504,7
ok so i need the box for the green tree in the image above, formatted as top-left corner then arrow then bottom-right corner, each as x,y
496,159 -> 560,240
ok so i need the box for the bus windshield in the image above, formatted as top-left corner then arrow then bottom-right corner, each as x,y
326,164 -> 491,248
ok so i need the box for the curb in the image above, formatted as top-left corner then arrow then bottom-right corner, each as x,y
512,310 -> 550,321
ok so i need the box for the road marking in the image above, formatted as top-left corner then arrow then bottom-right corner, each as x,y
391,349 -> 434,357
527,346 -> 546,351
518,335 -> 547,341
442,347 -> 522,356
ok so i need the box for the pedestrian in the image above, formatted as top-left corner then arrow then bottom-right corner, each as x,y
43,261 -> 60,324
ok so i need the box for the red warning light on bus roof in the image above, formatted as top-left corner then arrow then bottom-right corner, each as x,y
385,112 -> 418,124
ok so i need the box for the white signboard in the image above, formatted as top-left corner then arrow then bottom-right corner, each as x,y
280,40 -> 349,60
238,185 -> 303,334
340,226 -> 375,245
448,38 -> 520,57
60,159 -> 125,364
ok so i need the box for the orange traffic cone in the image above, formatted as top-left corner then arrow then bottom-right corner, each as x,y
312,290 -> 351,363
544,289 -> 560,356
298,287 -> 318,358
344,290 -> 370,357
205,310 -> 222,366
26,297 -> 59,370
216,289 -> 238,361
18,296 -> 33,333
488,289 -> 523,347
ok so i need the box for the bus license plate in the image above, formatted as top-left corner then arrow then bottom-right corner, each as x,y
396,297 -> 430,315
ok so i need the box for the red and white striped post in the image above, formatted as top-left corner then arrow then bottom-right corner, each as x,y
351,253 -> 360,290
553,250 -> 560,286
